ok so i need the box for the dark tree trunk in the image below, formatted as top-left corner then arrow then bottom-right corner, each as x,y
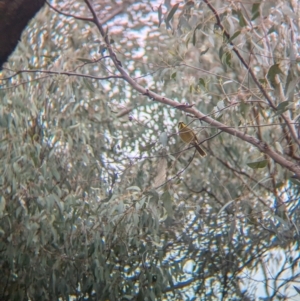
0,0 -> 46,69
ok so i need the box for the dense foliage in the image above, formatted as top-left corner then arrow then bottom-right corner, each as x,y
0,0 -> 300,300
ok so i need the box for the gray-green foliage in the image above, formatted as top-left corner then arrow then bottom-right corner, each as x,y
1,0 -> 300,300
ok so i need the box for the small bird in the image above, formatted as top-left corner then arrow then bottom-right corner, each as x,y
178,122 -> 206,157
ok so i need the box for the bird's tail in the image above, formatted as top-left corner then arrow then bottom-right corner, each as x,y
193,143 -> 206,157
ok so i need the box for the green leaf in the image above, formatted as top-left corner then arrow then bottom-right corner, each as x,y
83,78 -> 96,93
240,101 -> 249,118
50,164 -> 60,182
144,189 -> 159,203
251,3 -> 260,20
53,193 -> 64,214
126,186 -> 141,191
273,101 -> 291,117
219,46 -> 224,62
290,178 -> 300,186
276,101 -> 290,112
0,196 -> 6,217
237,10 -> 247,27
161,190 -> 173,217
225,51 -> 232,67
227,30 -> 241,43
198,78 -> 206,89
192,29 -> 197,46
220,50 -> 232,71
77,58 -> 94,63
247,160 -> 268,169
88,243 -> 95,257
267,25 -> 277,35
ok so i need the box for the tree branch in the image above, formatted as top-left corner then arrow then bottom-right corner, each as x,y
79,0 -> 300,178
203,0 -> 300,148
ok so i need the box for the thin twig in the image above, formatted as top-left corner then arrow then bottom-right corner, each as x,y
46,1 -> 93,22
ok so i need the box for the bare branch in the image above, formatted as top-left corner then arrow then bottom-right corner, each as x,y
0,68 -> 123,85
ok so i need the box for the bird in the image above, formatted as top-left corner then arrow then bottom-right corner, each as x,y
178,121 -> 206,157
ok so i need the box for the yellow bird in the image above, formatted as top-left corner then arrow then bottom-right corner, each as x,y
178,122 -> 206,157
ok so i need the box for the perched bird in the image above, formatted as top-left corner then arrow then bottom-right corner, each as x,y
178,122 -> 206,157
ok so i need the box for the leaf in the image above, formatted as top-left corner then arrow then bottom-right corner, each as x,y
126,186 -> 141,191
144,189 -> 159,203
178,15 -> 191,32
46,194 -> 57,212
227,30 -> 241,43
247,160 -> 268,169
294,286 -> 300,294
273,101 -> 291,116
192,22 -> 203,47
83,78 -> 95,93
218,200 -> 235,215
53,193 -> 64,214
237,9 -> 247,27
276,101 -> 290,111
161,190 -> 173,217
267,25 -> 277,35
198,78 -> 206,89
290,178 -> 300,186
219,47 -> 232,71
285,68 -> 298,99
165,3 -> 179,29
132,212 -> 139,227
116,201 -> 124,214
219,46 -> 224,62
239,101 -> 249,118
224,51 -> 232,67
0,196 -> 6,217
275,141 -> 283,154
158,4 -> 163,27
200,47 -> 209,56
50,164 -> 60,182
88,243 -> 95,257
251,3 -> 260,21
77,58 -> 94,63
192,29 -> 197,46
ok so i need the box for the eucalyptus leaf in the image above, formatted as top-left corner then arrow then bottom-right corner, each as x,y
247,160 -> 268,169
